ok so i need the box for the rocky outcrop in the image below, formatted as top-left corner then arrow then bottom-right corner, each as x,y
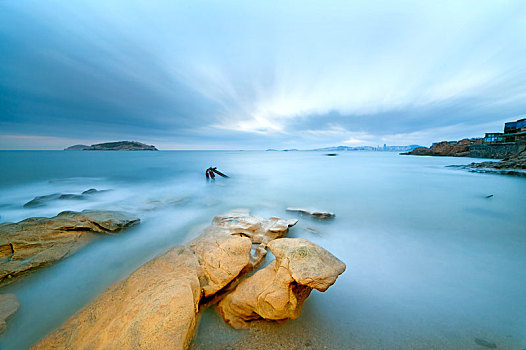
286,207 -> 335,219
466,149 -> 526,176
0,210 -> 139,285
403,139 -> 476,157
217,238 -> 345,329
65,141 -> 158,151
0,294 -> 19,334
23,189 -> 108,208
32,211 -> 298,350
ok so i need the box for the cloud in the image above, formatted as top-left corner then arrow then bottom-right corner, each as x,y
1,0 -> 525,149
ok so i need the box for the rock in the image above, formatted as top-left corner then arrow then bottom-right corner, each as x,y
81,188 -> 105,195
32,211 -> 297,350
0,294 -> 19,334
404,138 -> 477,157
23,189 -> 108,207
217,238 -> 345,329
66,141 -> 158,151
286,207 -> 335,219
474,337 -> 497,348
0,210 -> 139,286
468,149 -> 526,175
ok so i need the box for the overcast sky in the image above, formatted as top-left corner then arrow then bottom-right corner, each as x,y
1,0 -> 525,150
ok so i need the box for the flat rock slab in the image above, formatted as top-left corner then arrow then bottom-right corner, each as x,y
0,210 -> 139,286
0,294 -> 19,334
32,211 -> 297,350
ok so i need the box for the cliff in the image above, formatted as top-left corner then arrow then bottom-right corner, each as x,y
402,139 -> 479,157
403,139 -> 525,159
65,141 -> 158,151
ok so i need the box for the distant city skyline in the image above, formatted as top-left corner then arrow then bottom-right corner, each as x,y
1,1 -> 525,150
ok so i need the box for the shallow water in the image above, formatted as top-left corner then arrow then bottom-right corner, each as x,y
0,150 -> 525,349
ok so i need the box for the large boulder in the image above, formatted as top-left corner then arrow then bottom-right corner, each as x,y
217,238 -> 346,329
0,294 -> 19,334
0,210 -> 140,286
32,211 -> 297,350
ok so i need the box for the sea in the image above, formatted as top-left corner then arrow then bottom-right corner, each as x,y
0,150 -> 525,349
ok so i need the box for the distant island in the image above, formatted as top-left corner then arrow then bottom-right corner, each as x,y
65,141 -> 158,151
267,145 -> 423,152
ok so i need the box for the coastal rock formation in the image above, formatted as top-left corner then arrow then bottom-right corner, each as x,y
404,139 -> 476,157
217,238 -> 346,329
23,189 -> 108,208
0,210 -> 139,286
467,149 -> 526,176
32,211 -> 297,350
286,207 -> 335,219
65,141 -> 157,151
0,294 -> 19,334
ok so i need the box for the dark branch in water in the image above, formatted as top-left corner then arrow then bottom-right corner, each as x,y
205,167 -> 228,181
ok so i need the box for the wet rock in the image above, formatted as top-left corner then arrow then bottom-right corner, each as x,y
286,207 -> 335,219
474,337 -> 497,348
0,294 -> 19,334
81,188 -> 107,195
217,238 -> 345,329
0,210 -> 139,286
468,149 -> 526,175
33,211 -> 297,350
23,189 -> 107,208
305,227 -> 321,235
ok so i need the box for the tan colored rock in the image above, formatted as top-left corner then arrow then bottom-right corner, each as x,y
217,238 -> 346,329
406,138 -> 477,157
32,211 -> 297,350
0,294 -> 19,334
0,210 -> 140,286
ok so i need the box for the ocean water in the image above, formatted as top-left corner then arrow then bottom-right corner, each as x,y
0,150 -> 525,349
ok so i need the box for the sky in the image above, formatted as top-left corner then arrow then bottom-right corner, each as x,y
1,0 -> 525,150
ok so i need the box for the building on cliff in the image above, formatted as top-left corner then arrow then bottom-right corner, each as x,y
484,118 -> 526,144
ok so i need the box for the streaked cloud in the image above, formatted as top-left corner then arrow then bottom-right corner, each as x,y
1,0 -> 525,149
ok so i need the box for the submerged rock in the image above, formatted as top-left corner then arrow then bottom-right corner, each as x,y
0,294 -> 19,334
0,210 -> 139,286
23,189 -> 108,208
217,238 -> 345,329
32,211 -> 297,350
286,207 -> 335,219
474,337 -> 497,348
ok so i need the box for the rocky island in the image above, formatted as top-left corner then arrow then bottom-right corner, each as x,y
65,141 -> 158,151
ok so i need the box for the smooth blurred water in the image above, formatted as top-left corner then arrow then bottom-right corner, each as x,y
0,150 -> 525,349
